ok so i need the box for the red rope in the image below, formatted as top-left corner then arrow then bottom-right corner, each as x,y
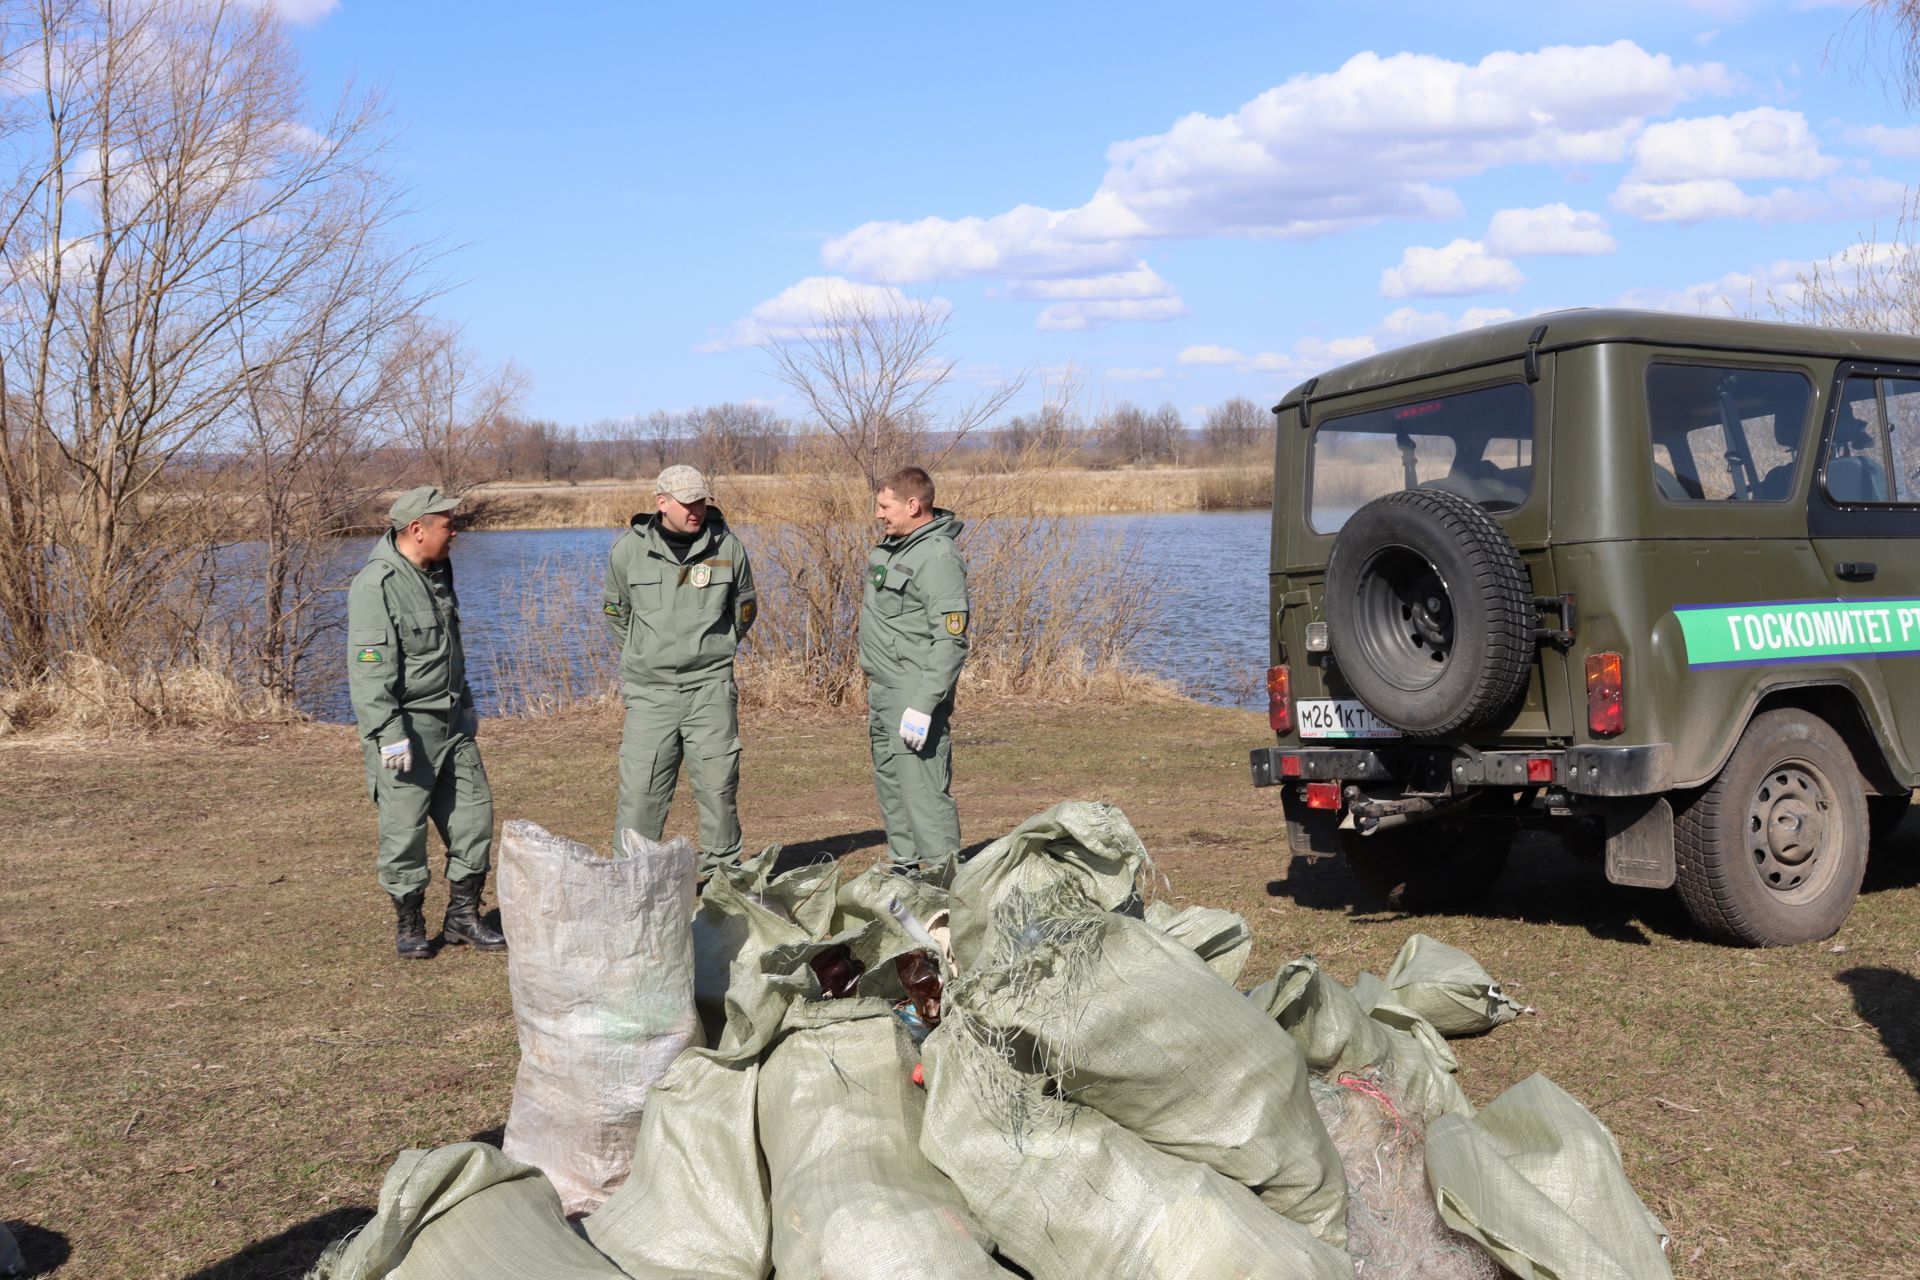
1337,1072 -> 1406,1139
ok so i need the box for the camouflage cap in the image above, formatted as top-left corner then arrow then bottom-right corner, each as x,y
388,485 -> 461,529
655,465 -> 712,503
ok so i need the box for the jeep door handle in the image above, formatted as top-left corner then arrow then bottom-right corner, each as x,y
1834,561 -> 1878,580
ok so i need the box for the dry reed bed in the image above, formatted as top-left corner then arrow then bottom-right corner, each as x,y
464,465 -> 1273,530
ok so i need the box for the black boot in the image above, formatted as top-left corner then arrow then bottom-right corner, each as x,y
393,888 -> 430,959
443,874 -> 507,950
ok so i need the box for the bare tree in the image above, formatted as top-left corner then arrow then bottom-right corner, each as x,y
0,0 -> 417,681
1834,2 -> 1920,108
1768,194 -> 1920,333
382,316 -> 528,493
763,291 -> 1020,488
693,401 -> 786,475
1201,396 -> 1271,456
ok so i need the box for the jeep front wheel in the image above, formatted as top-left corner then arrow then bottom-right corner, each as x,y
1340,818 -> 1510,913
1673,710 -> 1868,946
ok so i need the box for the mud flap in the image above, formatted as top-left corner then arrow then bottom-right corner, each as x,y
1603,795 -> 1676,888
1281,788 -> 1343,861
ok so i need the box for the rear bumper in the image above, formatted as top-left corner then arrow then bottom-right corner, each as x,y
1249,741 -> 1674,798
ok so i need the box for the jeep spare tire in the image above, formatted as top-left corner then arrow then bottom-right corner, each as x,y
1324,486 -> 1534,735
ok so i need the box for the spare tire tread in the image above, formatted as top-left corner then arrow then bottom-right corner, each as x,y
1325,487 -> 1535,736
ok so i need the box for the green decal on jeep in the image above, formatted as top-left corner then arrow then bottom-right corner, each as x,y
1676,599 -> 1920,668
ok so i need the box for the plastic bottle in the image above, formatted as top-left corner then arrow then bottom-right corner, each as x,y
809,943 -> 864,998
893,950 -> 943,1025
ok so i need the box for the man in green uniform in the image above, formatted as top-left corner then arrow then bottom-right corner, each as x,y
858,466 -> 970,874
346,486 -> 504,959
602,465 -> 758,880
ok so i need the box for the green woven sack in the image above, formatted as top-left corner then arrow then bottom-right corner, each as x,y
1424,1073 -> 1672,1280
918,1024 -> 1356,1280
1142,900 -> 1253,984
1250,955 -> 1472,1129
757,999 -> 1001,1279
583,1049 -> 770,1280
1379,935 -> 1528,1038
948,801 -> 1150,968
950,887 -> 1347,1244
306,1143 -> 621,1280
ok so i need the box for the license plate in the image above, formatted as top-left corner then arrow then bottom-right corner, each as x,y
1297,699 -> 1401,740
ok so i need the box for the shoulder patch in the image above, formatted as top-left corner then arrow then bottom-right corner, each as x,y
356,647 -> 383,663
945,612 -> 968,636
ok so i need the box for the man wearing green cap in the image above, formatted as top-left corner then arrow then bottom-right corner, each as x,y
859,465 -> 970,875
602,465 -> 758,881
346,485 -> 504,959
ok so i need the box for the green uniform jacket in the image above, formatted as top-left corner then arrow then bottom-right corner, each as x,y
602,509 -> 758,692
346,532 -> 475,750
859,509 -> 970,712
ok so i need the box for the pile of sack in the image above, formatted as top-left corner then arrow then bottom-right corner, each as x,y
309,802 -> 1674,1280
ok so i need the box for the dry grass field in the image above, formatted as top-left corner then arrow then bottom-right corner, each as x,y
461,464 -> 1273,530
2,699 -> 1917,1277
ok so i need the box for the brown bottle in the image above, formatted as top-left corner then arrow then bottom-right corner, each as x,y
809,943 -> 865,999
893,951 -> 943,1026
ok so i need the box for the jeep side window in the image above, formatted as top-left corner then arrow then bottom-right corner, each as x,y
1823,376 -> 1898,504
1828,373 -> 1920,503
1308,382 -> 1532,533
1885,379 -> 1920,501
1644,364 -> 1813,503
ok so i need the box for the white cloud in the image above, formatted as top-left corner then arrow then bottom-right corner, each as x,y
1380,239 -> 1524,297
1178,344 -> 1246,366
1183,305 -> 1527,384
1848,124 -> 1920,157
1612,174 -> 1905,224
1104,367 -> 1167,383
698,277 -> 949,352
1616,239 -> 1920,319
824,205 -> 1137,282
821,41 -> 1729,291
1486,203 -> 1616,256
1005,263 -> 1178,302
1036,297 -> 1188,331
1629,107 -> 1835,181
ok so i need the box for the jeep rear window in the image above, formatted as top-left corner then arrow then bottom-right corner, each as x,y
1644,364 -> 1813,503
1308,382 -> 1533,533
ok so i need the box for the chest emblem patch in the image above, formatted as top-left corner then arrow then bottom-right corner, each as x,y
871,565 -> 887,589
356,648 -> 383,663
690,564 -> 712,589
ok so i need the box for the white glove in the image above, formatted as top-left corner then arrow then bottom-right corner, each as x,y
380,740 -> 412,773
898,707 -> 932,752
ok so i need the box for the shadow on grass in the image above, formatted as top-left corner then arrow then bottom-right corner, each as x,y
1267,830 -> 1692,945
1836,966 -> 1920,1093
4,1223 -> 70,1277
180,1206 -> 372,1280
763,829 -> 887,875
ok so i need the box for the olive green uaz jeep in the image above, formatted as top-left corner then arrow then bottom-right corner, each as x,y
1249,309 -> 1920,946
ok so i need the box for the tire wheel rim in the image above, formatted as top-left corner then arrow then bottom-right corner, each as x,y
1746,758 -> 1839,903
1352,543 -> 1454,692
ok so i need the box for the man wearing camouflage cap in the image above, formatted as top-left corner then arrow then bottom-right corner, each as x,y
346,485 -> 504,959
602,465 -> 758,880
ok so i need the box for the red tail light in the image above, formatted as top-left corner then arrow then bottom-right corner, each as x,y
1586,652 -> 1624,737
1305,781 -> 1341,810
1267,664 -> 1293,734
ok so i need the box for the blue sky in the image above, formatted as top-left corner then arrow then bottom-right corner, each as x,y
283,1 -> 1920,427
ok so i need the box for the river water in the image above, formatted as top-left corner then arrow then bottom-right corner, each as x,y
302,510 -> 1272,722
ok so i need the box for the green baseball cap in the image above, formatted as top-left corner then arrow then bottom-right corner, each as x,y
388,485 -> 461,529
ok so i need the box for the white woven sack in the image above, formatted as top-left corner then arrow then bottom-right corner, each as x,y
498,821 -> 700,1213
